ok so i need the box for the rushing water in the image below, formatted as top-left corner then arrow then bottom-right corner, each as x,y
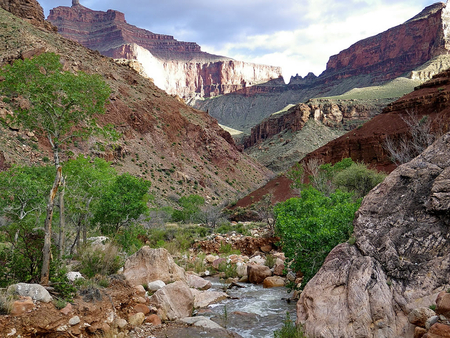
202,278 -> 297,338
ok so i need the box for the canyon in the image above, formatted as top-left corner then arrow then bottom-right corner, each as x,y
47,2 -> 282,100
0,1 -> 272,204
194,2 -> 450,131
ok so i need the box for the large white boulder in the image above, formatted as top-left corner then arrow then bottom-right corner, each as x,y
149,281 -> 193,321
123,246 -> 186,286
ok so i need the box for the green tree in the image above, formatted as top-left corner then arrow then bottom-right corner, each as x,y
92,173 -> 151,234
0,165 -> 53,285
333,162 -> 386,198
172,194 -> 205,223
274,187 -> 360,287
0,52 -> 111,284
62,156 -> 116,254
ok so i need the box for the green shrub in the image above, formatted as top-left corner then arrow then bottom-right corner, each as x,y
333,162 -> 386,198
265,254 -> 276,269
274,187 -> 361,287
76,242 -> 124,278
49,263 -> 77,302
274,312 -> 307,338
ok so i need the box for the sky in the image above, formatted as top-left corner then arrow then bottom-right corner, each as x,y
39,0 -> 439,80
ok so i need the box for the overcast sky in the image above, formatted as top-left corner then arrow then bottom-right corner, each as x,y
39,0 -> 439,80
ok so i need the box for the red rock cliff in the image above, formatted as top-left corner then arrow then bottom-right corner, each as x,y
47,4 -> 282,99
0,0 -> 55,31
322,3 -> 450,83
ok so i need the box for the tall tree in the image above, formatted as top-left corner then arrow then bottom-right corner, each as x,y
0,52 -> 111,284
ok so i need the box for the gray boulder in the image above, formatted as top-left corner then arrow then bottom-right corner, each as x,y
297,132 -> 450,338
7,283 -> 52,303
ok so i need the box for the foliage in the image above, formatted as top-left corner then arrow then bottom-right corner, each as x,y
75,242 -> 124,278
286,163 -> 304,190
218,243 -> 240,255
113,223 -> 148,254
0,52 -> 112,163
333,162 -> 386,198
49,262 -> 77,302
265,254 -> 276,269
93,173 -> 151,234
0,165 -> 53,222
171,194 -> 205,224
274,187 -> 361,287
273,312 -> 307,338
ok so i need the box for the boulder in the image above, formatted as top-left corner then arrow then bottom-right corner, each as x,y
133,304 -> 150,315
128,312 -> 145,326
148,280 -> 166,292
263,276 -> 285,288
123,247 -> 186,286
149,281 -> 193,321
66,271 -> 84,282
272,258 -> 285,276
415,326 -> 427,338
10,296 -> 34,316
7,283 -> 52,303
296,133 -> 450,338
191,289 -> 228,308
247,264 -> 272,284
178,316 -> 223,330
186,273 -> 211,290
436,291 -> 450,318
236,262 -> 248,277
427,323 -> 450,337
146,314 -> 162,326
408,307 -> 436,328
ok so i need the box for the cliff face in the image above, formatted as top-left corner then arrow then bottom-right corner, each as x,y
47,4 -> 281,99
297,132 -> 450,337
243,99 -> 387,149
194,2 -> 450,131
323,3 -> 450,84
0,0 -> 55,31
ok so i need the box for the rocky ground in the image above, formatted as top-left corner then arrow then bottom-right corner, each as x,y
0,225 -> 297,338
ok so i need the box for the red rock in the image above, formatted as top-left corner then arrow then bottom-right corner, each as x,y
133,304 -> 150,315
47,5 -> 281,99
60,302 -> 73,315
436,291 -> 450,318
10,296 -> 34,316
247,264 -> 272,284
415,326 -> 427,338
427,323 -> 450,337
263,276 -> 285,288
145,314 -> 162,326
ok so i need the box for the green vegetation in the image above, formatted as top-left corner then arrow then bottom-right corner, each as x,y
0,52 -> 113,284
273,312 -> 307,338
274,187 -> 361,287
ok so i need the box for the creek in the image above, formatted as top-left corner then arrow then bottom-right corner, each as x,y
203,278 -> 297,338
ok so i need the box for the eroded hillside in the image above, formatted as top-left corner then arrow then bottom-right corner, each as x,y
0,7 -> 272,204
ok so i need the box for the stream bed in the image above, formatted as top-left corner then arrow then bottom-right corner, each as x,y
202,278 -> 297,338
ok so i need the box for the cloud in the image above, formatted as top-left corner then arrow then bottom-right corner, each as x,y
40,0 -> 435,79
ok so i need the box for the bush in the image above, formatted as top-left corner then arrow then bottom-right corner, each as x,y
274,187 -> 360,287
0,290 -> 14,315
274,312 -> 307,338
333,162 -> 386,198
76,242 -> 124,278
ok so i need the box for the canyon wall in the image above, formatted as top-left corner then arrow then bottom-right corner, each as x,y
322,2 -> 450,84
195,2 -> 450,131
0,0 -> 55,31
243,99 -> 388,148
47,4 -> 281,99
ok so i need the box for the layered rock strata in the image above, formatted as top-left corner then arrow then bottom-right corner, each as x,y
47,4 -> 281,99
194,2 -> 450,131
296,131 -> 450,337
0,0 -> 56,31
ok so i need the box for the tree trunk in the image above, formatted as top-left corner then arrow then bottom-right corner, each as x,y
58,176 -> 66,261
40,165 -> 62,285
